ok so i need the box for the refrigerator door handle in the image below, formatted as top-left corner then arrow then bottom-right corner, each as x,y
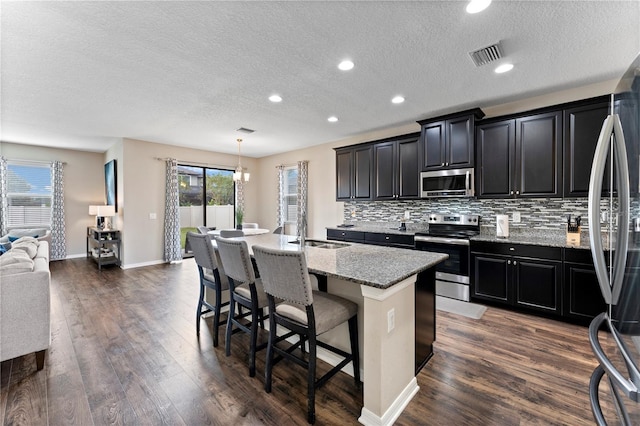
589,115 -> 615,304
590,365 -> 634,426
589,313 -> 640,401
611,115 -> 630,304
588,114 -> 630,305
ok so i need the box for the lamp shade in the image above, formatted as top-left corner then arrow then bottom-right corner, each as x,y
89,205 -> 99,215
96,205 -> 116,217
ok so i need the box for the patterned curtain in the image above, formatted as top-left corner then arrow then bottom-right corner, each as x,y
296,161 -> 309,239
164,158 -> 182,262
276,165 -> 286,228
0,156 -> 7,237
50,161 -> 66,260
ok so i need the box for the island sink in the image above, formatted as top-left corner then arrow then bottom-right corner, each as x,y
289,239 -> 350,249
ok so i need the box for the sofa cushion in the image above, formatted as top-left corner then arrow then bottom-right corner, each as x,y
0,249 -> 34,274
10,238 -> 39,259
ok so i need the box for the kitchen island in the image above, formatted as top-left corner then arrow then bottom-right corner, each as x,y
216,233 -> 448,426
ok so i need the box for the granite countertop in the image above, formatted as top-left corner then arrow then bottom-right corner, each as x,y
218,233 -> 447,289
471,230 -> 592,250
327,222 -> 426,236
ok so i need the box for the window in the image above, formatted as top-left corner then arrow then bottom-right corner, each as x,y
6,161 -> 53,228
284,166 -> 298,223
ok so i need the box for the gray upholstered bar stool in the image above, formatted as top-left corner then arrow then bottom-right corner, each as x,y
214,236 -> 268,377
252,245 -> 360,424
186,232 -> 229,347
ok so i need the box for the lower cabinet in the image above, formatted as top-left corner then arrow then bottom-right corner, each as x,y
471,241 -> 563,316
326,229 -> 365,243
563,249 -> 607,322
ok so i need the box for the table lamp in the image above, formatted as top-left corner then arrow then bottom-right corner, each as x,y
89,205 -> 116,229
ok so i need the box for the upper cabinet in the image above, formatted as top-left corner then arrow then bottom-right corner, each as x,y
563,100 -> 610,197
477,111 -> 563,198
335,145 -> 374,201
418,108 -> 485,171
373,134 -> 420,200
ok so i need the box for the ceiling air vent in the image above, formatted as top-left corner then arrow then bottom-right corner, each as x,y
236,127 -> 255,134
469,42 -> 503,67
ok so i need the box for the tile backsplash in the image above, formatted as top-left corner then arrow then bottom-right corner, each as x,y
343,198 -> 640,233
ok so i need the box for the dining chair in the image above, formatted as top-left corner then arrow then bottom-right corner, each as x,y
252,245 -> 360,424
219,229 -> 244,238
197,225 -> 216,235
186,232 -> 229,347
272,226 -> 283,234
214,236 -> 269,377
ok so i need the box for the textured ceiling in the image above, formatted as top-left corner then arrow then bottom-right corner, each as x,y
1,1 -> 639,157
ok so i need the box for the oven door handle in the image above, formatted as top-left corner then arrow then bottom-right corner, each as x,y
414,236 -> 470,246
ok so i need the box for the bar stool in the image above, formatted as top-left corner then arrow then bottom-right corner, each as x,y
186,232 -> 229,347
214,236 -> 268,377
252,245 -> 360,424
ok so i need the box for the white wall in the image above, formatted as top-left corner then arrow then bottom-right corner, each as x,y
0,142 -> 105,257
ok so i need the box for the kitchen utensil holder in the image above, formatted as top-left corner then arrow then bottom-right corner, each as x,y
566,225 -> 581,246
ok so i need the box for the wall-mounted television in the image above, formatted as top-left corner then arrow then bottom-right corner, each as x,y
105,159 -> 117,212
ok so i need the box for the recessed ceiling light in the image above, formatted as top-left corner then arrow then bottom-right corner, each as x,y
466,0 -> 491,14
338,60 -> 354,71
328,116 -> 339,122
391,96 -> 405,104
494,63 -> 514,74
269,94 -> 282,103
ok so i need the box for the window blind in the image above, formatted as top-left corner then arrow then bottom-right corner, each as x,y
284,167 -> 298,223
6,160 -> 52,228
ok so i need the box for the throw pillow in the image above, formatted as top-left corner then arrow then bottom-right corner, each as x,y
0,245 -> 6,256
10,238 -> 39,258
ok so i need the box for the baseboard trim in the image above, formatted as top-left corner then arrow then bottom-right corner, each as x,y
358,377 -> 419,426
121,259 -> 168,270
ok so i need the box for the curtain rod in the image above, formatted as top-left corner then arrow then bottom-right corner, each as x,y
276,162 -> 304,168
6,158 -> 67,165
154,157 -> 233,170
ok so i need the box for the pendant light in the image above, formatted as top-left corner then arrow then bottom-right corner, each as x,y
232,138 -> 250,182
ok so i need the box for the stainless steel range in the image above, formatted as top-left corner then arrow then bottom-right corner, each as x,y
414,214 -> 480,302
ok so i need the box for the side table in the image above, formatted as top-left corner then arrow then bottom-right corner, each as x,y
86,227 -> 121,270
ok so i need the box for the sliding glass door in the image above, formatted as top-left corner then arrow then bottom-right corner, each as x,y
178,165 -> 234,255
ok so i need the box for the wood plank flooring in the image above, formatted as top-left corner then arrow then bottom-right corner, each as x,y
0,258 -> 626,425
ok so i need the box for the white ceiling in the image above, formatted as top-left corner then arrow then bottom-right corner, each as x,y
1,1 -> 639,158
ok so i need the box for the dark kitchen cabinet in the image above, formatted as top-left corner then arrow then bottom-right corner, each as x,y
326,229 -> 365,243
564,101 -> 611,197
476,111 -> 562,198
364,232 -> 414,248
418,109 -> 484,171
373,134 -> 420,200
476,119 -> 515,198
471,241 -> 562,315
335,145 -> 373,201
563,249 -> 606,322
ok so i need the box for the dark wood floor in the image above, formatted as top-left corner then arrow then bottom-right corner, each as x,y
0,258 -> 624,425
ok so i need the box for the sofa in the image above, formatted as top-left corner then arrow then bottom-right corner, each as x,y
0,237 -> 51,370
0,227 -> 52,256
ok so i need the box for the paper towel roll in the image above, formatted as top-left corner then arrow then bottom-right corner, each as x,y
496,215 -> 509,238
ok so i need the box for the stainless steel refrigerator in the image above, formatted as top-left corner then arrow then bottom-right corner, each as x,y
588,53 -> 640,425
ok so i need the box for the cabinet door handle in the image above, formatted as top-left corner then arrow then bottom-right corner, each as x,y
516,190 -> 520,195
509,247 -> 515,251
385,236 -> 390,240
441,163 -> 445,166
508,260 -> 511,265
513,260 -> 517,265
510,190 -> 514,195
445,162 -> 449,166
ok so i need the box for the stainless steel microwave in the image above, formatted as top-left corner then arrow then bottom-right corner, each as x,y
420,168 -> 474,198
